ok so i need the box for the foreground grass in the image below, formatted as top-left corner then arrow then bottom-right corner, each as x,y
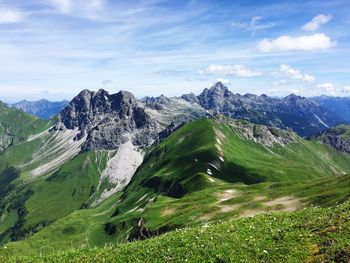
2,201 -> 349,263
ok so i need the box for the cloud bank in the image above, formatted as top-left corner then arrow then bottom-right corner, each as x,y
256,33 -> 336,52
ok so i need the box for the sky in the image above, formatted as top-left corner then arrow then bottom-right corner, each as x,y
0,0 -> 350,102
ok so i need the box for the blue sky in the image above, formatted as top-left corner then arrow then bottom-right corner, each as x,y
0,0 -> 350,102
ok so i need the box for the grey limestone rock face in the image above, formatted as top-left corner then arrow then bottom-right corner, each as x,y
57,89 -> 159,151
181,93 -> 199,104
315,126 -> 350,153
226,119 -> 296,147
321,136 -> 350,153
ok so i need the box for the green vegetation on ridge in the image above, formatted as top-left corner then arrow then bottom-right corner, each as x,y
0,102 -> 50,152
3,118 -> 350,256
3,200 -> 350,262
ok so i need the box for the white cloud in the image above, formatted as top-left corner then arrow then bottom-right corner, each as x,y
302,14 -> 332,32
216,78 -> 231,85
199,64 -> 261,77
102,80 -> 113,85
290,89 -> 300,94
273,79 -> 287,86
277,64 -> 315,83
0,8 -> 25,23
317,82 -> 336,92
232,16 -> 276,35
256,33 -> 336,52
49,0 -> 73,13
317,83 -> 350,95
48,0 -> 105,14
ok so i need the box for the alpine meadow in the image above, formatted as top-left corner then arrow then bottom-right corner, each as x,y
0,0 -> 350,262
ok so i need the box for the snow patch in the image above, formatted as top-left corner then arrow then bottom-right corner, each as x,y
206,168 -> 212,175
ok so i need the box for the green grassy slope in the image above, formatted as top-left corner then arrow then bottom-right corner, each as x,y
3,118 -> 350,256
100,118 -> 350,243
3,200 -> 350,262
0,150 -> 109,245
3,174 -> 349,257
0,110 -> 112,246
0,102 -> 49,152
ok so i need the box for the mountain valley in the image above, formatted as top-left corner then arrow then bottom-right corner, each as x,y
0,83 -> 350,261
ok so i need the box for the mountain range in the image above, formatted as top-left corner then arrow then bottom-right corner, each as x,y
9,83 -> 349,138
11,99 -> 69,120
0,82 -> 350,260
311,95 -> 350,123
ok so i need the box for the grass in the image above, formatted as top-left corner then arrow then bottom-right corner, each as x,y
0,102 -> 50,152
1,118 -> 350,256
2,200 -> 349,262
24,151 -> 109,228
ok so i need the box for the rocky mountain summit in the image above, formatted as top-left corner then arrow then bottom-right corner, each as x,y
56,89 -> 159,151
183,82 -> 346,137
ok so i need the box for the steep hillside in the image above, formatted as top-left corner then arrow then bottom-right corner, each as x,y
3,118 -> 350,255
0,89 -> 207,248
11,99 -> 68,120
4,200 -> 350,262
0,102 -> 49,152
315,125 -> 350,153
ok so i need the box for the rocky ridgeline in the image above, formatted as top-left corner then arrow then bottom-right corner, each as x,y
183,82 -> 346,137
227,119 -> 296,146
316,125 -> 350,153
54,82 -> 349,152
56,89 -> 160,151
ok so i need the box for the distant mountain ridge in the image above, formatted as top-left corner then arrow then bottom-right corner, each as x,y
181,82 -> 347,137
7,83 -> 349,137
311,96 -> 350,123
11,99 -> 68,119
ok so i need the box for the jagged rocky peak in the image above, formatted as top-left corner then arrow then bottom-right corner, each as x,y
197,82 -> 233,111
141,94 -> 171,111
210,81 -> 229,92
201,82 -> 230,98
57,89 -> 158,151
181,92 -> 199,104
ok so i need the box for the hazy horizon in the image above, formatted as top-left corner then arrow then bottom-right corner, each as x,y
2,81 -> 350,104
